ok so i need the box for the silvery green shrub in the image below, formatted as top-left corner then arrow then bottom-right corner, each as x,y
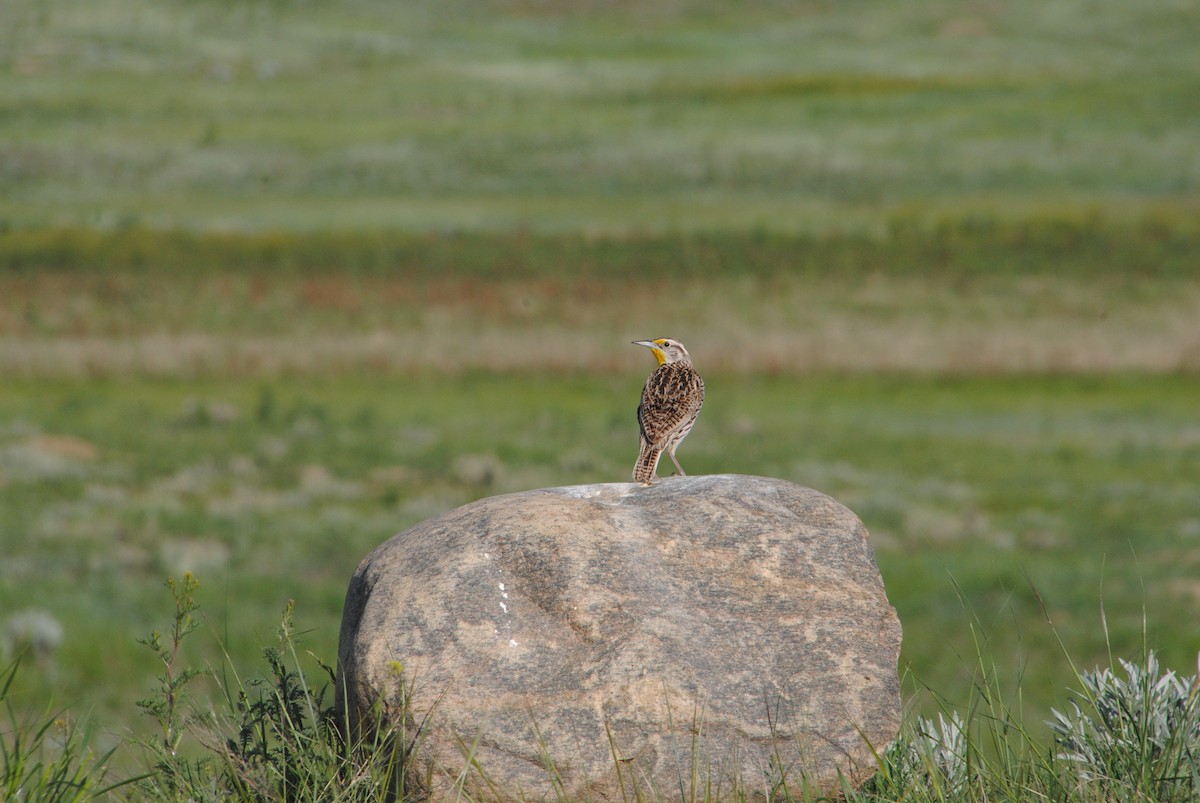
1048,651 -> 1200,800
868,710 -> 970,798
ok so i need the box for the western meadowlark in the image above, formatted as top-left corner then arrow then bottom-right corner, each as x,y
632,337 -> 704,485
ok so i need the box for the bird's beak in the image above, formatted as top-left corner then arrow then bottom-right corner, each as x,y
632,340 -> 667,366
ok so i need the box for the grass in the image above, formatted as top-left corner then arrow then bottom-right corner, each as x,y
2,234 -> 1196,798
2,227 -> 1199,379
2,0 -> 1199,795
2,0 -> 1198,234
4,577 -> 1198,800
1,658 -> 125,801
2,371 -> 1198,743
1,262 -> 1196,797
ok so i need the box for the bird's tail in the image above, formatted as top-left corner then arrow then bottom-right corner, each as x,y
633,442 -> 661,484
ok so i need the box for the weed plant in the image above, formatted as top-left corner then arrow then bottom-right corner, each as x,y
129,575 -> 406,803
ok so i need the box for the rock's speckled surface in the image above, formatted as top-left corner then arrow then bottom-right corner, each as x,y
336,474 -> 901,800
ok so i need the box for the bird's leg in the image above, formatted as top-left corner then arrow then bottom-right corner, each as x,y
668,448 -> 686,476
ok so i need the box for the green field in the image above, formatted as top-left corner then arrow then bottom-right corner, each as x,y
2,0 -> 1200,796
4,369 -> 1199,746
3,0 -> 1198,234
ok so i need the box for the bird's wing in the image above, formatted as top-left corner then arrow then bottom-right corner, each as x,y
638,364 -> 703,446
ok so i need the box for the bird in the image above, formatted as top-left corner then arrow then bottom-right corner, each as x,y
631,337 -> 705,485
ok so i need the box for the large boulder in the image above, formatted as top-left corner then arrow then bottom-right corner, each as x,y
336,474 -> 901,800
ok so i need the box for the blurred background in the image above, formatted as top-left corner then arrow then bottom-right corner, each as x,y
1,0 -> 1198,755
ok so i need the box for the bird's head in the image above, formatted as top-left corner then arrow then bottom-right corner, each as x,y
632,337 -> 691,366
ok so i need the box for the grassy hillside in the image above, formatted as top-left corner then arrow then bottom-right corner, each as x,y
2,0 -> 1197,233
